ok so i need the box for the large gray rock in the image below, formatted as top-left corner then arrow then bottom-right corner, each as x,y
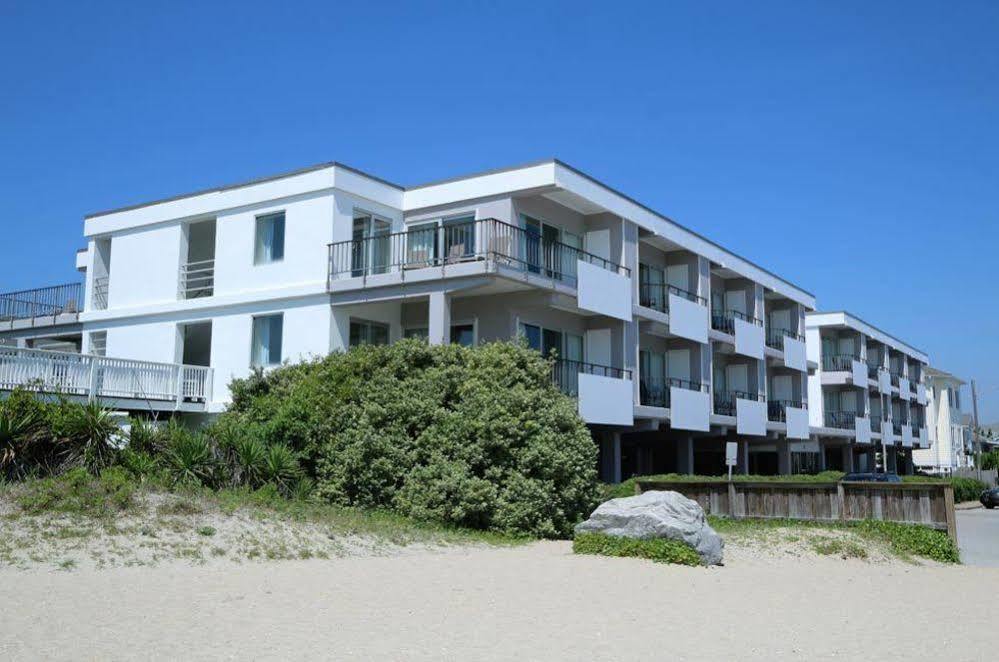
575,490 -> 724,565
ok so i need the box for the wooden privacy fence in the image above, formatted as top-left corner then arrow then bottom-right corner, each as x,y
635,480 -> 957,541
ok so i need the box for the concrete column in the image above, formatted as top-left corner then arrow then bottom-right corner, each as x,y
738,440 -> 750,474
818,442 -> 827,471
428,292 -> 451,346
330,306 -> 351,352
612,433 -> 622,484
677,436 -> 694,474
777,440 -> 791,475
842,445 -> 855,473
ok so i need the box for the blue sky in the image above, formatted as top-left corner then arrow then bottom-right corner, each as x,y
2,1 -> 997,420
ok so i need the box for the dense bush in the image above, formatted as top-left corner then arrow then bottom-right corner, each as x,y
947,476 -> 987,503
572,532 -> 702,566
979,450 -> 999,471
854,520 -> 960,563
221,340 -> 600,538
1,390 -> 121,479
603,471 -> 848,501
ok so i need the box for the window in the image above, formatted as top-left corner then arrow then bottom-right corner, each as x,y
251,314 -> 283,367
255,212 -> 285,264
404,327 -> 428,340
518,322 -> 580,360
349,320 -> 389,347
450,324 -> 475,347
89,331 -> 107,357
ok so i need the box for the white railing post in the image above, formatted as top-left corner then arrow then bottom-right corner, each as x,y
87,356 -> 98,401
175,365 -> 185,407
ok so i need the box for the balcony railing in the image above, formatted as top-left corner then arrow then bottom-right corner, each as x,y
867,363 -> 881,379
0,283 -> 83,323
0,347 -> 213,405
911,423 -> 920,436
714,390 -> 763,416
909,380 -> 918,394
179,259 -> 215,299
767,399 -> 805,422
765,327 -> 804,351
637,283 -> 706,313
822,354 -> 858,372
640,376 -> 708,408
93,277 -> 109,311
824,411 -> 857,430
892,422 -> 903,436
328,218 -> 629,288
551,358 -> 630,397
870,417 -> 883,433
711,309 -> 763,336
890,372 -> 901,387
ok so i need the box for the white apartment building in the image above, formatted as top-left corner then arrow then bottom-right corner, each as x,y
7,158 -> 932,483
913,367 -> 972,474
806,312 -> 929,475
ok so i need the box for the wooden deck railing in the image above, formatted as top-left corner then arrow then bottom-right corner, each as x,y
635,480 -> 957,540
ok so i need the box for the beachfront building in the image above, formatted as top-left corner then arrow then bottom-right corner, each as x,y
913,367 -> 973,475
805,312 -> 929,475
0,159 -> 822,481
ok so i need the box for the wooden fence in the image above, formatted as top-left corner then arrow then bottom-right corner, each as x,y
635,480 -> 957,541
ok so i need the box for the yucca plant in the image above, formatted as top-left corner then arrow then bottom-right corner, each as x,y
0,400 -> 40,479
231,436 -> 268,488
263,444 -> 302,496
165,430 -> 216,486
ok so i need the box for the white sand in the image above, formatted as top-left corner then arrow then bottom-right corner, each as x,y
2,541 -> 995,661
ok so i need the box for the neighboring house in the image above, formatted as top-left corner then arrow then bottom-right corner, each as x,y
805,312 -> 929,475
0,159 -> 936,481
913,368 -> 972,474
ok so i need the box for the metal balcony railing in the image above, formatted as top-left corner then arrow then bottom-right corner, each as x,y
179,259 -> 215,299
767,399 -> 805,422
911,423 -> 920,436
824,410 -> 857,430
890,372 -> 901,387
550,358 -> 631,398
0,346 -> 213,405
637,283 -> 706,313
327,218 -> 629,288
867,363 -> 881,379
909,380 -> 918,394
822,354 -> 858,372
765,327 -> 805,351
640,376 -> 708,408
714,390 -> 763,416
711,309 -> 763,336
870,417 -> 883,433
0,283 -> 83,322
93,277 -> 109,311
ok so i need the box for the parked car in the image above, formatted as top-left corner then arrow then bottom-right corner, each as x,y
980,487 -> 999,509
841,472 -> 902,483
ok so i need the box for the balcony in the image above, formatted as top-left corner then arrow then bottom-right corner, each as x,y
327,218 -> 628,288
890,372 -> 901,388
870,417 -> 883,433
767,399 -> 805,422
711,309 -> 762,335
638,283 -> 705,314
822,354 -> 858,372
1,283 -> 83,326
93,277 -> 109,311
714,390 -> 763,417
892,422 -> 903,436
179,259 -> 215,299
639,376 -> 708,408
0,346 -> 213,410
551,358 -> 630,398
909,380 -> 918,394
824,410 -> 857,430
765,327 -> 804,351
867,363 -> 880,379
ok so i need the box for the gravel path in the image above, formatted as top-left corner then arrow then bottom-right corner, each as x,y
2,541 -> 995,661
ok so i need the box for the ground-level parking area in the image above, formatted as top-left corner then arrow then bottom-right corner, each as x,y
957,508 -> 999,567
596,429 -> 918,482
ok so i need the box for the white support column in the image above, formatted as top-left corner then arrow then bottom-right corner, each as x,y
330,306 -> 351,352
428,292 -> 451,346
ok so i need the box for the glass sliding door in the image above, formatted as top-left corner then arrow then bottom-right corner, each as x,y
351,214 -> 391,276
442,215 -> 475,262
406,222 -> 438,267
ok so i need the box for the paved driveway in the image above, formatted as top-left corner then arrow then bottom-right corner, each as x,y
957,508 -> 999,567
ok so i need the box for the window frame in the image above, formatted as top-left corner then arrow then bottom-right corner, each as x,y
250,313 -> 284,368
254,211 -> 286,265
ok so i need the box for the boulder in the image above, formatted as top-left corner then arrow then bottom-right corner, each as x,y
575,490 -> 724,565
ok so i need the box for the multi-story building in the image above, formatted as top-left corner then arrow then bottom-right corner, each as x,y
913,367 -> 972,474
805,311 -> 929,474
1,159 -> 822,481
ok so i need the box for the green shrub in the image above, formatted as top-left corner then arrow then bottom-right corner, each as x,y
572,532 -> 702,566
604,471 -> 847,501
980,450 -> 999,471
15,466 -> 137,517
221,340 -> 600,538
947,477 -> 987,503
164,429 -> 217,487
854,520 -> 960,563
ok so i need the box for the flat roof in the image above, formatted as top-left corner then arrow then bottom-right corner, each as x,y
806,310 -> 928,359
83,157 -> 813,297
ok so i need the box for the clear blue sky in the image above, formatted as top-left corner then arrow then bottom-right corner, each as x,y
2,1 -> 997,420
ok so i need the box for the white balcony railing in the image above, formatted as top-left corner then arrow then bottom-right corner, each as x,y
0,347 -> 212,407
179,259 -> 215,299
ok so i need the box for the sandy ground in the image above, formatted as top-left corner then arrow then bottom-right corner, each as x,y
3,540 -> 997,661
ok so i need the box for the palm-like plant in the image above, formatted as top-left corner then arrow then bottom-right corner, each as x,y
165,431 -> 216,486
0,402 -> 40,479
263,444 -> 302,495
